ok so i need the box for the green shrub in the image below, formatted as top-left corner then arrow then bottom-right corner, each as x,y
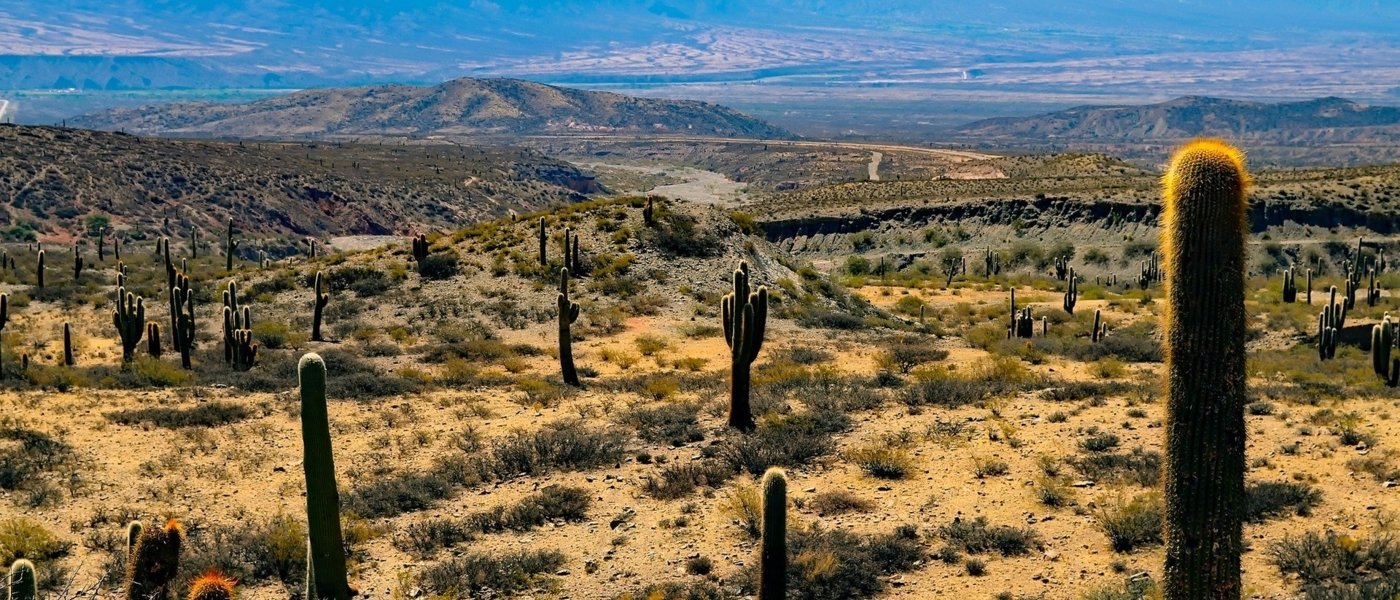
1098,493 -> 1163,552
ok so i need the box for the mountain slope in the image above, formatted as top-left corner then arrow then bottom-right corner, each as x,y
949,96 -> 1400,144
70,78 -> 793,139
0,125 -> 598,248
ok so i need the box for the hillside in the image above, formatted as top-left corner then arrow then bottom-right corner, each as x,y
69,78 -> 793,139
0,125 -> 598,250
949,96 -> 1400,144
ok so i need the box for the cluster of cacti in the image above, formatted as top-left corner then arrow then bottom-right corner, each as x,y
411,233 -> 429,272
1062,267 -> 1078,314
6,559 -> 36,600
311,271 -> 330,342
1053,255 -> 1069,281
226,219 -> 239,271
299,353 -> 353,600
113,286 -> 146,363
1008,289 -> 1034,338
1091,308 -> 1107,342
1160,140 -> 1250,599
723,261 -> 768,431
983,247 -> 1002,276
1282,267 -> 1297,303
759,468 -> 787,600
558,268 -> 581,387
1318,286 -> 1344,360
147,322 -> 162,358
560,226 -> 584,276
1138,252 -> 1161,289
222,283 -> 256,370
171,273 -> 196,369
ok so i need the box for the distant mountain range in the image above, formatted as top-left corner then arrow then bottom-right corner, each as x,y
71,78 -> 791,139
949,96 -> 1400,144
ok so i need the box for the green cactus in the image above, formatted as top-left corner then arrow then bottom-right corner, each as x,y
147,322 -> 162,359
1092,309 -> 1103,343
1373,318 -> 1393,378
562,226 -> 572,271
1,293 -> 8,378
7,559 -> 36,600
225,220 -> 239,271
114,236 -> 121,262
1282,268 -> 1297,303
298,353 -> 352,600
171,275 -> 196,369
124,519 -> 183,600
538,217 -> 548,265
191,228 -> 199,260
643,197 -> 655,226
312,271 -> 329,342
1053,255 -> 1069,281
1369,268 -> 1380,307
722,261 -> 767,431
558,268 -> 581,386
571,233 -> 582,276
126,521 -> 144,558
1062,267 -> 1078,314
411,234 -> 428,272
759,468 -> 787,600
72,245 -> 83,281
222,283 -> 240,365
1160,140 -> 1250,600
63,322 -> 74,367
98,227 -> 107,262
35,249 -> 43,289
113,287 -> 146,363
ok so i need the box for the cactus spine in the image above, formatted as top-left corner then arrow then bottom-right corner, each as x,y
722,261 -> 767,431
124,519 -> 184,600
114,287 -> 146,362
62,322 -> 74,366
759,468 -> 788,600
558,268 -> 581,386
187,571 -> 236,600
312,271 -> 329,342
1160,140 -> 1249,600
7,559 -> 36,600
299,353 -> 352,600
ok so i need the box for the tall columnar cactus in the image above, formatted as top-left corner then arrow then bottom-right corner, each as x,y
63,322 -> 74,366
172,276 -> 196,369
759,468 -> 787,600
984,247 -> 1001,276
1092,308 -> 1104,342
187,571 -> 236,600
538,218 -> 548,265
98,227 -> 108,262
562,227 -> 573,271
722,262 -> 767,432
126,521 -> 144,557
222,283 -> 240,364
7,559 -> 36,600
1053,256 -> 1069,281
115,236 -> 121,262
643,197 -> 655,226
1369,268 -> 1380,307
191,228 -> 199,260
1282,268 -> 1297,303
411,234 -> 428,272
114,287 -> 146,363
1305,269 -> 1313,304
224,306 -> 257,371
124,519 -> 184,600
147,322 -> 162,359
1160,139 -> 1250,600
558,268 -> 581,386
571,233 -> 582,276
1373,317 -> 1393,378
298,353 -> 352,600
225,219 -> 238,272
35,249 -> 44,289
1062,267 -> 1078,314
73,244 -> 84,280
312,271 -> 329,342
0,293 -> 8,378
